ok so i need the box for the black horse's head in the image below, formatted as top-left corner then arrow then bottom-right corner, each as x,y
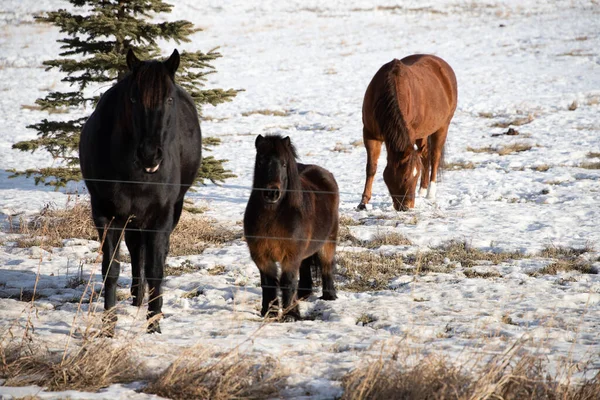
253,134 -> 302,207
383,143 -> 422,211
126,49 -> 180,174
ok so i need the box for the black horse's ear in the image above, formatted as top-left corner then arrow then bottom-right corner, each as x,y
255,134 -> 264,148
164,49 -> 180,78
283,136 -> 291,147
126,48 -> 141,71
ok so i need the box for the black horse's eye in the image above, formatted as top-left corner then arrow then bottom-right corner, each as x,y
282,162 -> 287,168
167,97 -> 173,104
130,96 -> 137,104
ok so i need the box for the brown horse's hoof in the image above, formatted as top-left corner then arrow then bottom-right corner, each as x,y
357,203 -> 367,210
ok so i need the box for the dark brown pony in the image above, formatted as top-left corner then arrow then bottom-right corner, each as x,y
244,134 -> 339,321
358,54 -> 458,211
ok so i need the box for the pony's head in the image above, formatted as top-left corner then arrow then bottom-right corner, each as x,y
253,134 -> 302,208
126,48 -> 180,174
383,143 -> 422,211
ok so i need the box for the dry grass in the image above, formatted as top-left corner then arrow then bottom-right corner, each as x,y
0,338 -> 143,391
341,346 -> 600,400
587,152 -> 600,159
467,143 -> 533,156
241,109 -> 289,117
529,245 -> 596,276
444,160 -> 476,170
8,201 -> 97,250
169,213 -> 239,256
579,161 -> 600,170
7,202 -> 238,256
336,251 -> 410,291
145,348 -> 285,400
533,164 -> 551,172
165,259 -> 199,276
407,240 -> 526,269
490,114 -> 534,128
364,232 -> 412,248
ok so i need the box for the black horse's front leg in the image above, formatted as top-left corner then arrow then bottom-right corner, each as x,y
97,224 -> 122,337
125,230 -> 145,307
144,230 -> 170,334
259,266 -> 279,318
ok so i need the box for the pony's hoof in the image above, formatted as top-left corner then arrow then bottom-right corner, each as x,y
280,309 -> 301,322
261,308 -> 279,319
147,321 -> 162,334
320,291 -> 337,301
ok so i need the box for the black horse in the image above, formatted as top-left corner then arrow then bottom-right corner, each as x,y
244,135 -> 339,321
79,49 -> 202,335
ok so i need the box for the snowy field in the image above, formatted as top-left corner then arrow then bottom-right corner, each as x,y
1,0 -> 599,398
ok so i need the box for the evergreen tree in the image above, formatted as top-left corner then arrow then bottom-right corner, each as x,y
12,0 -> 236,188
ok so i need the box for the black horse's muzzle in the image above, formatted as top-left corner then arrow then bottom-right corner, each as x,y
136,146 -> 163,174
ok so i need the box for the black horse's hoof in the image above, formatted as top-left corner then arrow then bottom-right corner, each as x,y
101,312 -> 117,338
320,291 -> 338,301
261,308 -> 279,319
132,296 -> 143,307
297,289 -> 313,300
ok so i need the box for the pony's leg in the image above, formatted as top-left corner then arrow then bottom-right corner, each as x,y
125,230 -> 145,307
419,139 -> 431,197
258,262 -> 280,318
318,241 -> 337,301
280,261 -> 301,321
96,220 -> 122,337
428,125 -> 449,200
297,255 -> 314,299
144,229 -> 170,334
358,130 -> 383,210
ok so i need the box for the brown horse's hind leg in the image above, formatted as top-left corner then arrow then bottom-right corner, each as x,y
297,255 -> 314,300
318,241 -> 337,300
428,125 -> 449,199
358,131 -> 383,210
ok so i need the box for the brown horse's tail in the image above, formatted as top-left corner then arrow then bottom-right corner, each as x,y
374,60 -> 411,153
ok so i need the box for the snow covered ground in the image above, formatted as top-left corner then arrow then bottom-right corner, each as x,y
0,0 -> 599,398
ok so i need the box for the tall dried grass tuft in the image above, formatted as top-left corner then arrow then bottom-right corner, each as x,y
1,338 -> 143,391
11,201 -> 96,249
341,345 -> 600,400
145,348 -> 285,400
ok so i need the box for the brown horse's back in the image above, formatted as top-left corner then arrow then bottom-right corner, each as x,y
363,54 -> 457,146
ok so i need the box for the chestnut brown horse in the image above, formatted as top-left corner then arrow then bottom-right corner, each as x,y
244,134 -> 339,321
358,54 -> 458,211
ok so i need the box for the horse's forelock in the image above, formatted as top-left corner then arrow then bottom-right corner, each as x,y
134,62 -> 172,109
